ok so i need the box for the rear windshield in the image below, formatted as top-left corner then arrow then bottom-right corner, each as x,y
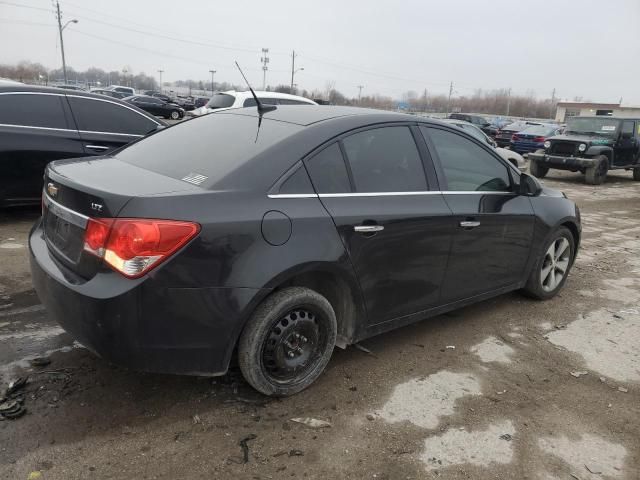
118,112 -> 301,189
206,93 -> 235,109
520,125 -> 556,136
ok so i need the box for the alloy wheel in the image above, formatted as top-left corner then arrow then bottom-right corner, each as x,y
540,237 -> 571,292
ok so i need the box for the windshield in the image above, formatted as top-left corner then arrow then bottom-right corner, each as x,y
566,117 -> 620,136
206,93 -> 235,109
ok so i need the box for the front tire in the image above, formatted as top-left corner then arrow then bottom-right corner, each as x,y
530,152 -> 549,178
585,155 -> 608,185
238,287 -> 337,396
522,227 -> 575,300
170,110 -> 180,120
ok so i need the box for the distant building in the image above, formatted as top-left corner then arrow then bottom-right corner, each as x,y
555,102 -> 640,122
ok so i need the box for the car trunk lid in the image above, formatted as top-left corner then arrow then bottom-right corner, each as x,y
42,156 -> 201,279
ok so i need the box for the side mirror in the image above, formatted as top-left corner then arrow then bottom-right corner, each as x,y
519,172 -> 543,196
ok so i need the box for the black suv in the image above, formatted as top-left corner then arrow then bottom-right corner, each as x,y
528,116 -> 640,184
0,86 -> 164,207
448,113 -> 494,136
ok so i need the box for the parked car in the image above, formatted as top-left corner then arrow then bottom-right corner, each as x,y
124,95 -> 185,120
30,106 -> 581,396
0,85 -> 164,207
188,90 -> 317,116
142,91 -> 173,103
529,116 -> 640,184
495,121 -> 542,147
193,96 -> 210,109
90,89 -> 129,99
510,124 -> 562,155
448,113 -> 495,136
443,119 -> 526,171
105,85 -> 135,96
55,84 -> 87,91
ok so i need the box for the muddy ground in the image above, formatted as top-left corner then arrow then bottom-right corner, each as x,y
0,170 -> 639,480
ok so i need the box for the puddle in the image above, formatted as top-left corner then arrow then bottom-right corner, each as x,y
546,308 -> 640,382
0,342 -> 83,378
379,371 -> 481,429
421,420 -> 515,470
538,433 -> 626,479
470,336 -> 514,363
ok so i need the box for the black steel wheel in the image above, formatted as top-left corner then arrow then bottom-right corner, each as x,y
238,287 -> 337,396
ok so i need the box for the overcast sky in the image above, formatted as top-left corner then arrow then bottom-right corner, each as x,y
1,0 -> 639,103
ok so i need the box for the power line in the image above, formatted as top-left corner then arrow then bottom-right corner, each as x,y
0,17 -> 54,26
0,0 -> 50,12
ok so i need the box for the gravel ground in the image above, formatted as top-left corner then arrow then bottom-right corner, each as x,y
0,169 -> 639,480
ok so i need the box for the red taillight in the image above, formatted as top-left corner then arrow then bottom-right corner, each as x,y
512,134 -> 519,141
83,218 -> 200,278
533,136 -> 546,142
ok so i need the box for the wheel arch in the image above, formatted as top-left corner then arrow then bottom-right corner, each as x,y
265,263 -> 367,348
585,146 -> 613,162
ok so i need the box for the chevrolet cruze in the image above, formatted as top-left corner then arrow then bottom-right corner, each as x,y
30,106 -> 580,396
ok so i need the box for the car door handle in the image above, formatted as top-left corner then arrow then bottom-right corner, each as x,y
85,145 -> 109,151
459,220 -> 481,228
354,225 -> 384,233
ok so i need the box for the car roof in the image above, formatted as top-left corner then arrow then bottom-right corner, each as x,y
220,90 -> 317,103
215,105 -> 421,127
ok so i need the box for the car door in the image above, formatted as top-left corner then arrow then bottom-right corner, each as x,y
66,95 -> 161,156
421,126 -> 535,303
305,125 -> 453,325
145,97 -> 165,116
615,120 -> 637,165
0,92 -> 85,205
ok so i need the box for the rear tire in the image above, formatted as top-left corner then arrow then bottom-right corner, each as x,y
170,110 -> 180,120
585,155 -> 608,185
522,226 -> 575,300
530,152 -> 549,178
238,287 -> 337,396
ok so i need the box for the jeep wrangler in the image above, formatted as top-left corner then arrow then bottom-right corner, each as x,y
528,116 -> 640,185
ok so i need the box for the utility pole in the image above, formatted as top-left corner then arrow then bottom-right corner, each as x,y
447,81 -> 453,115
423,88 -> 428,112
55,1 -> 77,85
357,85 -> 364,103
157,69 -> 164,92
289,50 -> 304,94
550,87 -> 556,120
209,70 -> 216,94
506,87 -> 512,116
261,48 -> 269,90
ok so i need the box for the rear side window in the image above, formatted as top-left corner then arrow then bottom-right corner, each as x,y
0,93 -> 68,129
424,127 -> 511,192
243,97 -> 279,107
306,143 -> 351,193
278,99 -> 311,105
207,93 -> 235,109
622,121 -> 634,136
278,164 -> 314,194
68,97 -> 158,135
342,126 -> 427,193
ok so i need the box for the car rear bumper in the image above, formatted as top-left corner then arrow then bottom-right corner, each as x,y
528,152 -> 595,169
510,141 -> 545,154
29,220 -> 266,376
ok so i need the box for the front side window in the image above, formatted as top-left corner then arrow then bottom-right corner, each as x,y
68,97 -> 158,135
0,93 -> 68,129
424,127 -> 511,192
306,143 -> 351,193
342,126 -> 427,193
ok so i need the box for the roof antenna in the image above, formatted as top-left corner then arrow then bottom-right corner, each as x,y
235,61 -> 277,114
